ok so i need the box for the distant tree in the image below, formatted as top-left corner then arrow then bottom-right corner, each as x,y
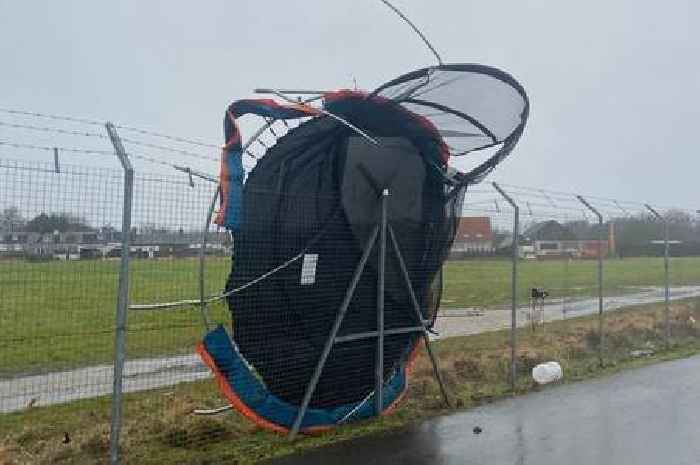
562,220 -> 595,240
25,212 -> 93,234
0,207 -> 25,232
664,209 -> 697,243
612,214 -> 657,246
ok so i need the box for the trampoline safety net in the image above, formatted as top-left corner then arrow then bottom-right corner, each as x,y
198,64 -> 529,433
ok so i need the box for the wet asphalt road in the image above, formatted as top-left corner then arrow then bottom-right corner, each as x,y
267,354 -> 700,465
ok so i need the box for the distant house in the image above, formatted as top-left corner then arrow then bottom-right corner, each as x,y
0,228 -> 230,260
451,217 -> 494,256
524,220 -> 608,259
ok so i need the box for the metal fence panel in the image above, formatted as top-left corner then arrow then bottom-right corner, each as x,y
2,158 -> 700,464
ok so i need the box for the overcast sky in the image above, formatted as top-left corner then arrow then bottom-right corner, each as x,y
1,0 -> 698,208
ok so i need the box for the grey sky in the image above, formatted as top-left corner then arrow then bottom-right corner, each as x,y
1,1 -> 698,207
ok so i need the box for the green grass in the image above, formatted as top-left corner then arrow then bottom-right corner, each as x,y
442,256 -> 700,308
2,298 -> 700,465
0,257 -> 231,376
1,256 -> 700,376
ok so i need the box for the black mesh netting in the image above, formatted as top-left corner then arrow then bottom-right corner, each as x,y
373,64 -> 529,182
224,64 -> 528,410
226,96 -> 464,408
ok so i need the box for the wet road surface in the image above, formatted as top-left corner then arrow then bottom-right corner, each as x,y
267,354 -> 700,465
2,285 -> 700,413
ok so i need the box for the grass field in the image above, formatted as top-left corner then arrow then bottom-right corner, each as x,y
1,256 -> 700,376
0,257 -> 231,376
2,297 -> 699,465
442,256 -> 700,308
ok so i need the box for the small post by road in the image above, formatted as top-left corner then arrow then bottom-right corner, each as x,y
492,182 -> 519,392
577,195 -> 604,367
645,204 -> 670,346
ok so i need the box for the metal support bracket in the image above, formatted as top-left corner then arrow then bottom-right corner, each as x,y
387,225 -> 451,408
287,189 -> 450,440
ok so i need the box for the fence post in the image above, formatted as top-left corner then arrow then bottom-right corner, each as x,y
492,183 -> 519,392
53,147 -> 60,173
105,122 -> 134,465
645,204 -> 670,346
577,196 -> 604,367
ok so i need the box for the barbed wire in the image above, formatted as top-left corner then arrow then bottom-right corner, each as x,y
0,106 -> 307,166
0,107 -> 103,126
0,140 -> 221,180
113,123 -> 219,149
0,120 -> 107,139
496,181 -> 672,210
0,107 -> 219,149
0,140 -> 112,155
1,139 -> 694,223
118,137 -> 219,163
0,119 -> 220,163
467,189 -> 668,221
0,106 -> 695,214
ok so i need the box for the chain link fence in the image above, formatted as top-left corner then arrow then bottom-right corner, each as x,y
2,152 -> 700,464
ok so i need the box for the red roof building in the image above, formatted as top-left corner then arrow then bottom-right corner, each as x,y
452,217 -> 494,254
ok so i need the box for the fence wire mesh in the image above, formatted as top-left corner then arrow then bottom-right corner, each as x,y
0,159 -> 125,413
2,155 -> 700,464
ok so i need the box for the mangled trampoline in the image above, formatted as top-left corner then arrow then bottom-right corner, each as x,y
196,63 -> 529,437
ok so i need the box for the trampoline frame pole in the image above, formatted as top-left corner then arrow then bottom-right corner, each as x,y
375,189 -> 388,415
197,185 -> 220,331
288,225 -> 380,441
388,226 -> 451,408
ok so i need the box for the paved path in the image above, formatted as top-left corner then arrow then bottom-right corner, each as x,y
267,354 -> 700,465
2,285 -> 700,413
0,354 -> 209,413
433,285 -> 700,339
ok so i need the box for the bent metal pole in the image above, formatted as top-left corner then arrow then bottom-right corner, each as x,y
105,122 -> 133,465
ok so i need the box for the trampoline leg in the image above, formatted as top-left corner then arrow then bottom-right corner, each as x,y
375,189 -> 388,415
288,225 -> 380,441
388,226 -> 452,408
423,332 -> 451,408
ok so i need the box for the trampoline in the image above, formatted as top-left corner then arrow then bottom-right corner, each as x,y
197,64 -> 529,436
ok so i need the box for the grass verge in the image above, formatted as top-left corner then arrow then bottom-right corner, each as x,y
2,298 -> 700,465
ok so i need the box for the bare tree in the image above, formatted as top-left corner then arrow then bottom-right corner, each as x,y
0,207 -> 25,232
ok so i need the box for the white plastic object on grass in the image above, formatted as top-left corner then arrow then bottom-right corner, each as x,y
532,361 -> 563,385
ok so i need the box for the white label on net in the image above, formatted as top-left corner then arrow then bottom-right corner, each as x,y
300,254 -> 318,285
